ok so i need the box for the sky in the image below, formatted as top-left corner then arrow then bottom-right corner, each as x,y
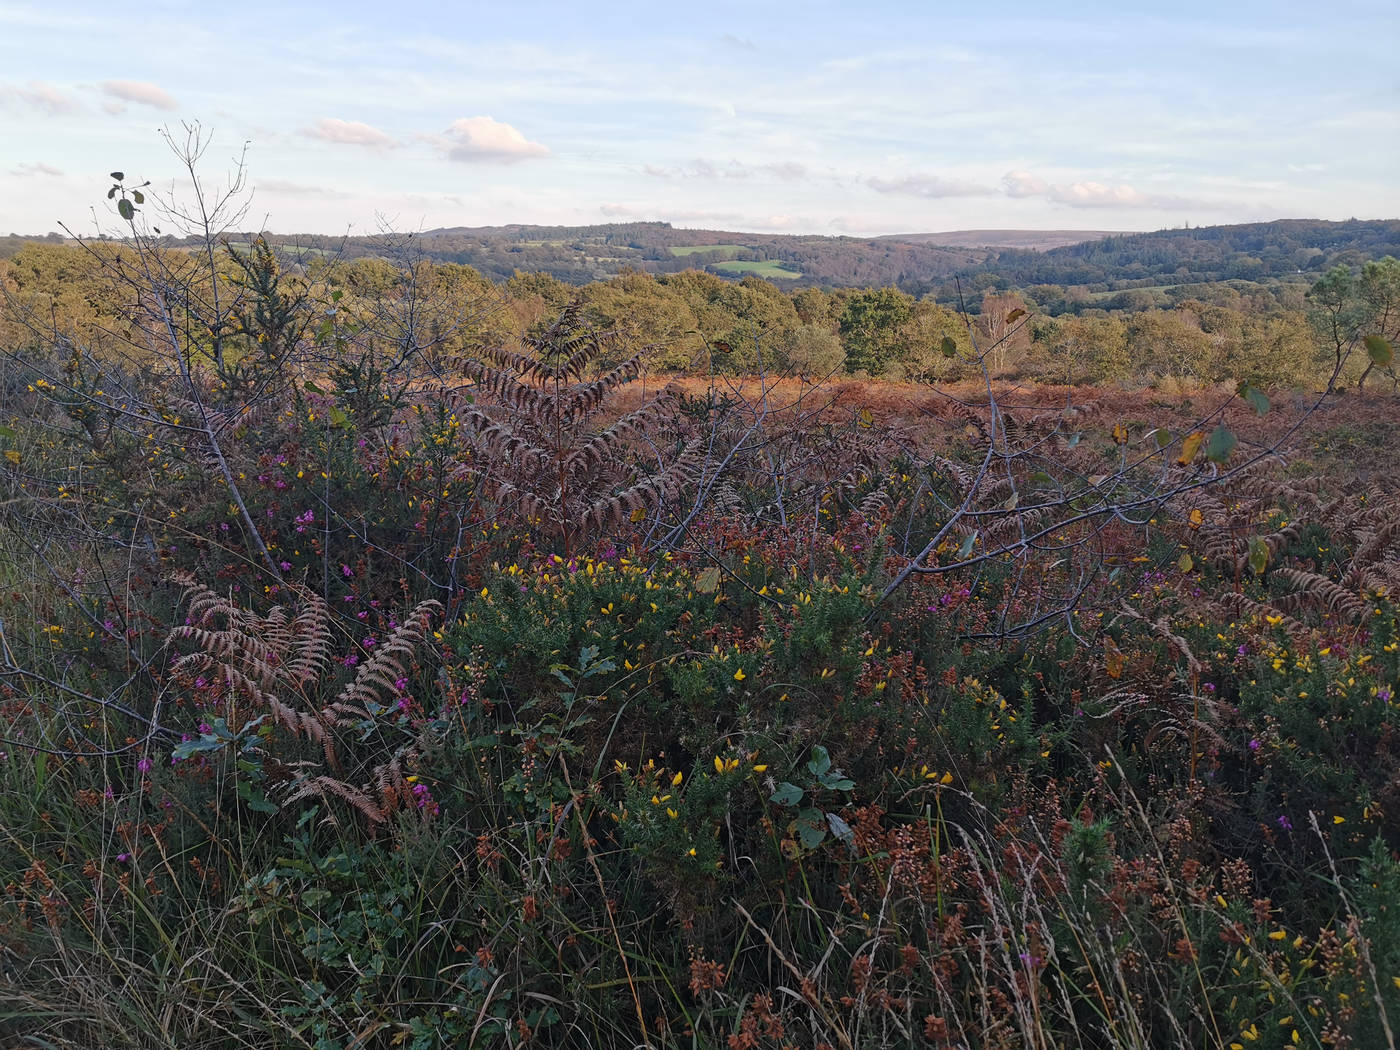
2,0 -> 1397,238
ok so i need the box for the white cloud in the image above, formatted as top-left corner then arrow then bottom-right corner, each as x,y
1001,170 -> 1048,198
10,162 -> 63,177
1052,181 -> 1153,208
1,80 -> 78,115
100,80 -> 177,111
599,202 -> 635,217
865,173 -> 989,198
1001,170 -> 1218,210
258,178 -> 352,199
643,159 -> 809,181
440,116 -> 548,163
302,118 -> 395,149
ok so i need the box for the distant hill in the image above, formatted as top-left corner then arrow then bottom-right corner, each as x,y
6,219 -> 1397,296
880,229 -> 1125,251
967,219 -> 1400,291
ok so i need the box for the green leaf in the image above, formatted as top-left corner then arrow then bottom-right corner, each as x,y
1152,427 -> 1171,449
117,198 -> 134,221
1204,423 -> 1236,465
1248,536 -> 1270,576
940,335 -> 958,358
1237,381 -> 1270,416
807,745 -> 832,776
796,808 -> 828,849
131,190 -> 144,205
106,187 -> 116,199
770,782 -> 803,807
326,406 -> 349,428
694,566 -> 721,593
0,425 -> 16,439
1364,334 -> 1394,368
1178,552 -> 1193,573
331,288 -> 344,302
109,171 -> 124,181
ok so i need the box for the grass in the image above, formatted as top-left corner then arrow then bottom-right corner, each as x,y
713,259 -> 803,279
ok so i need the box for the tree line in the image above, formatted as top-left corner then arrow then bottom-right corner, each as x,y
3,238 -> 1396,390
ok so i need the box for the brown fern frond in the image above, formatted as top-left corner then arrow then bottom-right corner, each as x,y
562,355 -> 643,419
285,598 -> 332,687
326,599 -> 442,719
1275,568 -> 1366,619
563,395 -> 680,477
283,775 -> 387,825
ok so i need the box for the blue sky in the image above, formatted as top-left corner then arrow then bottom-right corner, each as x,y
2,0 -> 1396,237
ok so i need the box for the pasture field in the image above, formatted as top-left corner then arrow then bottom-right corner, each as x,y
713,258 -> 804,278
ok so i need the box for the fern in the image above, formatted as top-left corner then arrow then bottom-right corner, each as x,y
166,574 -> 443,827
457,300 -> 700,552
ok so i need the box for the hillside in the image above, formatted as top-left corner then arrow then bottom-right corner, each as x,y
974,218 -> 1400,289
879,229 -> 1125,250
6,219 -> 1397,297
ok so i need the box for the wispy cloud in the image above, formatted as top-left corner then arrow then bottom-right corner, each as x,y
10,161 -> 63,177
439,117 -> 548,163
302,118 -> 395,149
100,80 -> 177,111
864,173 -> 990,198
1001,170 -> 1218,210
644,159 -> 808,181
1,80 -> 78,115
257,178 -> 353,199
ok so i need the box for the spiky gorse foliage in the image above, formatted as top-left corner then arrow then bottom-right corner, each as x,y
167,573 -> 443,827
459,301 -> 704,552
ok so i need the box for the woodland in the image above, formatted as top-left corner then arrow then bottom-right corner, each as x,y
0,156 -> 1399,1050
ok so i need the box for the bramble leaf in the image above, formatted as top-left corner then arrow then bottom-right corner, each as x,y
770,782 -> 803,806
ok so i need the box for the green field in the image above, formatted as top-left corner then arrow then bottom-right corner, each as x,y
713,259 -> 804,278
668,243 -> 747,256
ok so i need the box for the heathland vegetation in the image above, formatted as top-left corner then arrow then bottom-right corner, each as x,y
1,154 -> 1399,1048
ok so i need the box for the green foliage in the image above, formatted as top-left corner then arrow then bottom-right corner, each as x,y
839,286 -> 913,376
